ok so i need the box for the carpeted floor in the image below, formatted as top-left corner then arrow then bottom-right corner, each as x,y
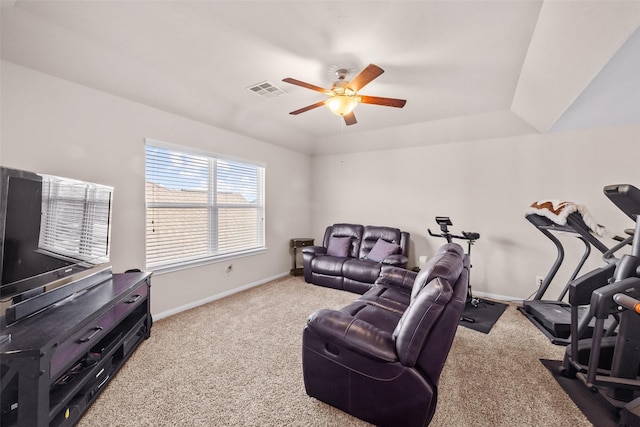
78,276 -> 592,426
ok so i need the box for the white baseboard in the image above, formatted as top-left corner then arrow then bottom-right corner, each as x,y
153,273 -> 523,320
153,271 -> 289,321
472,289 -> 523,303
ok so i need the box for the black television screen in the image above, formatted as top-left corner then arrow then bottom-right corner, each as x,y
0,167 -> 113,303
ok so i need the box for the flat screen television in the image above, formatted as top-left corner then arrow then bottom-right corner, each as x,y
0,166 -> 113,323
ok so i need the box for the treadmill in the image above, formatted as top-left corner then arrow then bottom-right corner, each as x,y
519,210 -> 618,345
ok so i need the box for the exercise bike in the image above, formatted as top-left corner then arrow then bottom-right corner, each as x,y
428,216 -> 487,323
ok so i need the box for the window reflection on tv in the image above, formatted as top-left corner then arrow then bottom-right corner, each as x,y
0,167 -> 113,302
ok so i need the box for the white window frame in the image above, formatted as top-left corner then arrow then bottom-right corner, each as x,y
145,138 -> 266,273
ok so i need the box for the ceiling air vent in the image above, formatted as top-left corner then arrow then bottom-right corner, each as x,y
247,81 -> 286,98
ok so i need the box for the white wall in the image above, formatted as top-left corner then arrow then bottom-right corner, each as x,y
1,61 -> 312,316
310,124 -> 640,300
3,59 -> 639,309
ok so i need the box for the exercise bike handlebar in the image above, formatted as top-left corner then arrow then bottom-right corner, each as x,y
613,293 -> 640,315
427,229 -> 480,242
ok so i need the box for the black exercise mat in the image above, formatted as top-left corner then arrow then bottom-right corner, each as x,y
458,299 -> 507,334
540,359 -> 617,427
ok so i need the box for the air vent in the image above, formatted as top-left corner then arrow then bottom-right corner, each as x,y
247,81 -> 286,98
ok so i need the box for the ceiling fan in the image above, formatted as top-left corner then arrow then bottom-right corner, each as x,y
282,64 -> 406,126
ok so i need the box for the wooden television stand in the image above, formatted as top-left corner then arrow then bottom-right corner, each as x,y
0,270 -> 152,426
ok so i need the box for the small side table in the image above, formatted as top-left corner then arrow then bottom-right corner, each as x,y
290,238 -> 314,276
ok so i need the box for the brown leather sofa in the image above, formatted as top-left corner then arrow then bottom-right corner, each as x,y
302,223 -> 410,294
302,243 -> 469,427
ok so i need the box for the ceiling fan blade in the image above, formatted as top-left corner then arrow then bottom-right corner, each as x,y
282,78 -> 327,94
347,64 -> 384,92
359,95 -> 407,108
343,112 -> 357,126
289,101 -> 326,115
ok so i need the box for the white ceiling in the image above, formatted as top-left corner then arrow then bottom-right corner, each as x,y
1,1 -> 639,156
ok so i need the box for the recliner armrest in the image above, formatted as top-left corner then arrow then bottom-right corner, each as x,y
375,266 -> 417,291
307,309 -> 398,362
302,246 -> 326,256
381,254 -> 408,267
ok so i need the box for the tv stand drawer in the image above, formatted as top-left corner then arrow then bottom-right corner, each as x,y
114,281 -> 149,322
50,308 -> 116,381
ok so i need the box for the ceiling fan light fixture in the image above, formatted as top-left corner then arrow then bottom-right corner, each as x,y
325,95 -> 359,116
283,64 -> 405,125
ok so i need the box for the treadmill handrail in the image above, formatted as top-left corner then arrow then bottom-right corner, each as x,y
526,211 -> 613,302
565,212 -> 610,254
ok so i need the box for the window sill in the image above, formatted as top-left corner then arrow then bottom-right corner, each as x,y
147,247 -> 268,275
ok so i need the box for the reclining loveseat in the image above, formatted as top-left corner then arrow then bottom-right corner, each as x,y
302,243 -> 469,427
302,223 -> 410,294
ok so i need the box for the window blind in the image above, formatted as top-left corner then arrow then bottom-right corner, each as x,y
145,141 -> 265,270
39,175 -> 112,261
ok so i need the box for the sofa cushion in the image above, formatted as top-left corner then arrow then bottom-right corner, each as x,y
323,224 -> 364,258
312,256 -> 349,275
326,236 -> 351,257
343,259 -> 383,284
366,238 -> 401,262
359,226 -> 403,259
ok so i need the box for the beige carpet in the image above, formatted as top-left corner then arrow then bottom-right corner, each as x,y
78,276 -> 591,426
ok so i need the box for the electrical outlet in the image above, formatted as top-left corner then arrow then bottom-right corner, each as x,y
225,264 -> 233,276
536,275 -> 545,288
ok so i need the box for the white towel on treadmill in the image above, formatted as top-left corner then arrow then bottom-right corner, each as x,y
525,200 -> 613,238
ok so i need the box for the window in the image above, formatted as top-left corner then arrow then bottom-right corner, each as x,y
144,139 -> 265,271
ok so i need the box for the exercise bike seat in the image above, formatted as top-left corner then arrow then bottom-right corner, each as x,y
462,231 -> 480,241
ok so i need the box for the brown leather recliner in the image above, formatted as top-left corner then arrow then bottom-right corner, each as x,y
302,223 -> 410,294
302,243 -> 469,427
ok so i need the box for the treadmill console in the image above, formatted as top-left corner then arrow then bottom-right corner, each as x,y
604,184 -> 640,220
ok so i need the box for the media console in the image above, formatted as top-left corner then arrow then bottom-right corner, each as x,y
0,271 -> 152,426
